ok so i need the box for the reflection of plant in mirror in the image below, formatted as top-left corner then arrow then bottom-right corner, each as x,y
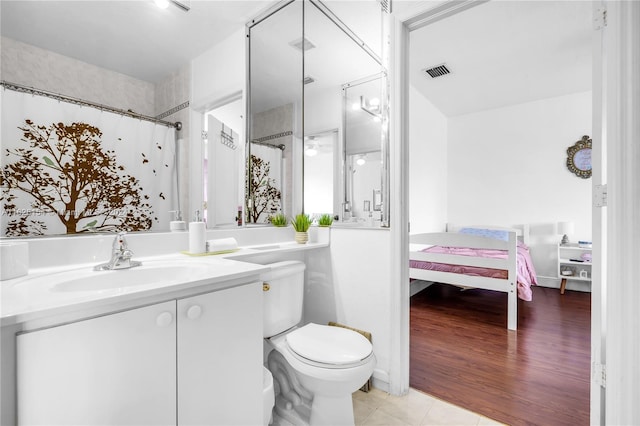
269,213 -> 287,227
317,214 -> 333,227
246,154 -> 281,223
291,213 -> 311,232
1,120 -> 153,236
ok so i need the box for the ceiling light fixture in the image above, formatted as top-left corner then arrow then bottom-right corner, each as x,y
289,37 -> 316,52
154,0 -> 190,12
154,0 -> 169,9
356,154 -> 366,166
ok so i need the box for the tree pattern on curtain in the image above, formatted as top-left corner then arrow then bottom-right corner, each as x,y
246,154 -> 281,223
1,119 -> 154,236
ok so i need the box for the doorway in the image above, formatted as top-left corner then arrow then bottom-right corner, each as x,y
396,0 -> 600,422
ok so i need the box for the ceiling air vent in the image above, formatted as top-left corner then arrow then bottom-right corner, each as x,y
424,64 -> 451,78
289,37 -> 316,52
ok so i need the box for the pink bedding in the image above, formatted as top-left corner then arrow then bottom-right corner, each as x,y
409,241 -> 538,301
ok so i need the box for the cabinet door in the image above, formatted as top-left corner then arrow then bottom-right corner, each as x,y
17,301 -> 177,426
177,282 -> 263,426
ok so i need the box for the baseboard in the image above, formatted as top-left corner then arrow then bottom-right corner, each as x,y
371,369 -> 390,393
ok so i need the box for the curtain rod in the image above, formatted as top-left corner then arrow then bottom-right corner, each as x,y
250,140 -> 286,151
1,81 -> 182,130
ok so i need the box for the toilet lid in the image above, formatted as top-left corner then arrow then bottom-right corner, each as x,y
286,323 -> 372,366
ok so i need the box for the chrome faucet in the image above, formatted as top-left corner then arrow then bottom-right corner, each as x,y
94,232 -> 142,271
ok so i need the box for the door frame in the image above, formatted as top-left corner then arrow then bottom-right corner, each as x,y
390,1 -> 605,420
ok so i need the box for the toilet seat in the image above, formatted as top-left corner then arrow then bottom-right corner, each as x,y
285,323 -> 373,369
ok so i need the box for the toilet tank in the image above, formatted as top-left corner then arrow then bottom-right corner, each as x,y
262,261 -> 306,338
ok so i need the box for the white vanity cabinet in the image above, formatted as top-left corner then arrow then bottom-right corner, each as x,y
16,281 -> 263,426
177,282 -> 263,425
17,300 -> 177,425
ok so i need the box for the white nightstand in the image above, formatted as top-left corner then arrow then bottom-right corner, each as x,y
558,243 -> 592,294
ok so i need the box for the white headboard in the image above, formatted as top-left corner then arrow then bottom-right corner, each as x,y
445,223 -> 530,246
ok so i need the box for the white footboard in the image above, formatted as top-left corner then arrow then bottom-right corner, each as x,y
410,230 -> 518,330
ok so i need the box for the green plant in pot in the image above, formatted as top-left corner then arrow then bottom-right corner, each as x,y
291,213 -> 311,244
317,214 -> 333,227
269,213 -> 288,227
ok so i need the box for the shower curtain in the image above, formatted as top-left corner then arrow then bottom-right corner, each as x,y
249,143 -> 283,223
1,89 -> 177,236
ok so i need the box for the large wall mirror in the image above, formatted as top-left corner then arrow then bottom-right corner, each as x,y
246,1 -> 304,224
1,0 -> 389,236
0,1 -> 276,237
247,0 -> 389,226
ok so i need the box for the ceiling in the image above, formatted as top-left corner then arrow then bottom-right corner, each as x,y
0,0 -> 279,83
0,0 -> 381,86
1,1 -> 593,117
249,0 -> 382,113
408,1 -> 593,117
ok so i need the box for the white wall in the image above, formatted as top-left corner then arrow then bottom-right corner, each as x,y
192,29 -> 245,111
408,84 -> 448,234
304,88 -> 344,217
304,88 -> 342,134
305,228 -> 393,391
190,29 -> 246,219
447,90 -> 592,282
304,150 -> 334,216
1,37 -> 156,116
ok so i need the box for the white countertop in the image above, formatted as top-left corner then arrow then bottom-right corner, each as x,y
1,241 -> 328,328
0,254 -> 266,327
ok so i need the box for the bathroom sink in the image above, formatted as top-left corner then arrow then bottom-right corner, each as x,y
34,260 -> 218,293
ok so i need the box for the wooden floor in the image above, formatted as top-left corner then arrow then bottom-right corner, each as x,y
410,284 -> 591,426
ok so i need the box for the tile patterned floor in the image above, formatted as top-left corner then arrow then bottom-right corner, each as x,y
353,388 -> 506,426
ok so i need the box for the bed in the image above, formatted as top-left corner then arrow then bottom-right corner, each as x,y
409,225 -> 538,330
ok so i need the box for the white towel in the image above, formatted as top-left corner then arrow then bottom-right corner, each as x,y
206,237 -> 238,253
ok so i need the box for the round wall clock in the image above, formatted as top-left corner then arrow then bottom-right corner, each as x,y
566,135 -> 592,179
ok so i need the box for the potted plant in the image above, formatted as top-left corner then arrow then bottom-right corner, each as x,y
269,213 -> 288,227
291,213 -> 312,244
317,214 -> 333,227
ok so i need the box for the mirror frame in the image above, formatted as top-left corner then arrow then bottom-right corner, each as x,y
566,135 -> 592,179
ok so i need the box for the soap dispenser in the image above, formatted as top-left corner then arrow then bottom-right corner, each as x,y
188,210 -> 206,254
169,210 -> 187,232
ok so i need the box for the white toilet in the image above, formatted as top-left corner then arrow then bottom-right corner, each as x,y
262,261 -> 376,426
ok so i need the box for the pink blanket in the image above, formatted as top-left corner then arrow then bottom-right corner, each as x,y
410,241 -> 538,301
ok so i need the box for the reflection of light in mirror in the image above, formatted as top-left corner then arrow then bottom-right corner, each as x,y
359,96 -> 382,118
154,0 -> 169,9
305,136 -> 318,156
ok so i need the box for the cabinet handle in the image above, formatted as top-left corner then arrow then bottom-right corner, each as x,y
156,311 -> 173,327
187,305 -> 202,320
